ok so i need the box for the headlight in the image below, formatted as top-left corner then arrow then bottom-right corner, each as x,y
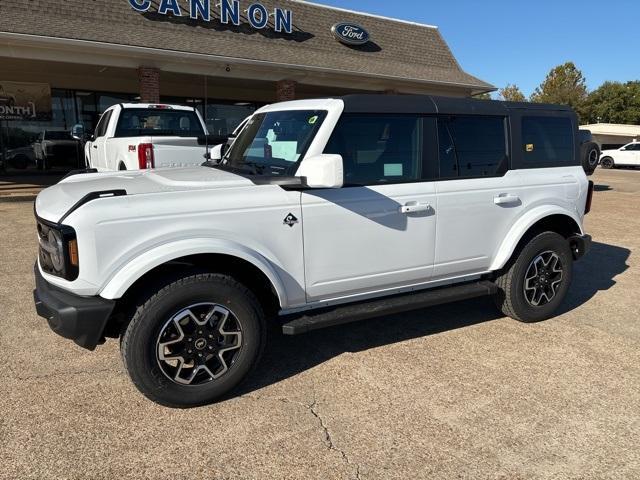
37,219 -> 79,280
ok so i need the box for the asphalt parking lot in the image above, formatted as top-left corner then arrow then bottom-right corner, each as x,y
1,168 -> 639,479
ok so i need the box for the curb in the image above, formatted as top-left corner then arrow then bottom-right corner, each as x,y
0,194 -> 37,203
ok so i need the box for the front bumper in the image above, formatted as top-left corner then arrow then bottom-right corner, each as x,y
569,234 -> 592,260
33,265 -> 115,350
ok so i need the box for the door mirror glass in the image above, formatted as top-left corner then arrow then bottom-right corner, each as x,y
70,124 -> 85,141
297,154 -> 344,188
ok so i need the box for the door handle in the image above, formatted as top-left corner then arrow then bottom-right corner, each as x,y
92,145 -> 98,149
494,193 -> 520,205
400,202 -> 433,214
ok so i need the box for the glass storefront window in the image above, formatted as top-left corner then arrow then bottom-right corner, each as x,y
1,89 -> 260,175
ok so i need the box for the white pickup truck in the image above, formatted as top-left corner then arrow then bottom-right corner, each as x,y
82,103 -> 210,171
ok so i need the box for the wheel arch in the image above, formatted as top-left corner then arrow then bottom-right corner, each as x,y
99,239 -> 288,311
491,208 -> 583,271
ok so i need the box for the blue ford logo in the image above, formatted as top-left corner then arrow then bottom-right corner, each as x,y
331,22 -> 370,46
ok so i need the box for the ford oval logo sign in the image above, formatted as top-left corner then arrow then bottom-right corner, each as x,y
331,22 -> 370,46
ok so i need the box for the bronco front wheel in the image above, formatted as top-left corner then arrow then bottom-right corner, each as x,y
121,273 -> 265,408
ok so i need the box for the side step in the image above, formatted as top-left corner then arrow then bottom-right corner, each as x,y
281,280 -> 497,335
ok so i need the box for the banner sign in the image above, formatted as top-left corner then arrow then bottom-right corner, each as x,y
0,81 -> 52,121
128,0 -> 294,34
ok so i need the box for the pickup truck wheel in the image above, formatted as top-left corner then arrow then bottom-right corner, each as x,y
600,157 -> 614,169
120,273 -> 265,408
493,232 -> 573,323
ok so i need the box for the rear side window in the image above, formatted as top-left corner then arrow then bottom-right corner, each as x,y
437,116 -> 507,178
522,116 -> 574,165
114,109 -> 204,138
324,115 -> 423,186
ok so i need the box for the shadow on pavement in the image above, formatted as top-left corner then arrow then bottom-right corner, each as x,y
239,241 -> 630,396
561,241 -> 630,313
594,184 -> 612,192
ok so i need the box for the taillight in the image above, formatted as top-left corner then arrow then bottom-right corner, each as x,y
138,143 -> 154,169
585,180 -> 594,214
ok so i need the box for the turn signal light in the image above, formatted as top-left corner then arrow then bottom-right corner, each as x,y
138,143 -> 155,169
68,239 -> 79,266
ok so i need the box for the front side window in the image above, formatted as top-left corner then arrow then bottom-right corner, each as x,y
114,109 -> 204,138
624,143 -> 640,151
324,115 -> 423,186
94,110 -> 112,138
438,116 -> 507,178
222,110 -> 327,176
522,116 -> 573,165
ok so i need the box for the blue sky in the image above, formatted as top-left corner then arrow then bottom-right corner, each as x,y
312,0 -> 639,97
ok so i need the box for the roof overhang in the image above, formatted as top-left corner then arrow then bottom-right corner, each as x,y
0,31 -> 494,96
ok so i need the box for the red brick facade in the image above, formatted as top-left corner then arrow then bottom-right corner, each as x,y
138,67 -> 160,103
276,80 -> 297,101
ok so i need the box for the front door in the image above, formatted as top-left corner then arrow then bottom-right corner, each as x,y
301,114 -> 437,302
89,109 -> 112,170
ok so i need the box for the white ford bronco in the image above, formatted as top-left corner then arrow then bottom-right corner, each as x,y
34,95 -> 593,408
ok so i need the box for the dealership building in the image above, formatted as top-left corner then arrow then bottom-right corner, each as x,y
0,0 -> 493,172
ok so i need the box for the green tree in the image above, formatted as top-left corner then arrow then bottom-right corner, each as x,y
530,62 -> 588,112
498,84 -> 526,102
580,81 -> 640,125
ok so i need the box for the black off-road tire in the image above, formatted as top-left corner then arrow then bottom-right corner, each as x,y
600,157 -> 614,169
120,273 -> 266,408
493,232 -> 573,323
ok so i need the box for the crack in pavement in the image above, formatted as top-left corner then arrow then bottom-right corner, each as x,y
241,393 -> 362,480
9,367 -> 119,382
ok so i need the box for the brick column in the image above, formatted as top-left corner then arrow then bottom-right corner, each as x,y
276,80 -> 297,101
138,66 -> 160,103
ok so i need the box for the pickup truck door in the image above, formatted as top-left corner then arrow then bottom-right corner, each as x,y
89,109 -> 113,171
301,115 -> 437,303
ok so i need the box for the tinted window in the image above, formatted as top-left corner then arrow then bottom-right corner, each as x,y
114,109 -> 204,138
438,116 -> 507,178
94,110 -> 112,138
625,143 -> 640,151
324,115 -> 423,185
522,116 -> 573,165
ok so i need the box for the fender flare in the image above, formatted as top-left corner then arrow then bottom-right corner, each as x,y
98,238 -> 288,306
490,206 -> 584,271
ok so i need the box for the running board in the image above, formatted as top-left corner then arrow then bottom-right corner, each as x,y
281,280 -> 497,335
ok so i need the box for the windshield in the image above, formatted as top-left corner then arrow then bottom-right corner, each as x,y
114,109 -> 205,138
221,110 -> 327,176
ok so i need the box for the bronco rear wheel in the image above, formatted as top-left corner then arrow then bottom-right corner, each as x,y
121,273 -> 265,408
493,231 -> 573,323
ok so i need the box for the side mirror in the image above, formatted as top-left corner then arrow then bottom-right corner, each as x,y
297,154 -> 343,188
208,144 -> 223,162
70,124 -> 85,141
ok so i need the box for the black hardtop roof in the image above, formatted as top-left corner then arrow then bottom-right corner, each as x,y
340,94 -> 574,115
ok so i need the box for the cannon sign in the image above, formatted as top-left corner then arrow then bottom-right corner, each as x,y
0,81 -> 52,121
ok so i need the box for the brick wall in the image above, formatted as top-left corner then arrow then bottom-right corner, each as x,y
276,80 -> 297,101
138,67 -> 160,103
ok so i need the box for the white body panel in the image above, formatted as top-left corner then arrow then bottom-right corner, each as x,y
601,142 -> 640,166
35,98 -> 589,314
84,104 -> 208,171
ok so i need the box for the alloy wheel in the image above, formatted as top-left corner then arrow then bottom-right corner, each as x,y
156,303 -> 243,386
523,251 -> 564,307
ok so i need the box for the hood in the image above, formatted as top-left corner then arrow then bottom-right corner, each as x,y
35,167 -> 253,223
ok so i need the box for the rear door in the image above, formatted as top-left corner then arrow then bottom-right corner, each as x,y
433,115 -> 522,278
